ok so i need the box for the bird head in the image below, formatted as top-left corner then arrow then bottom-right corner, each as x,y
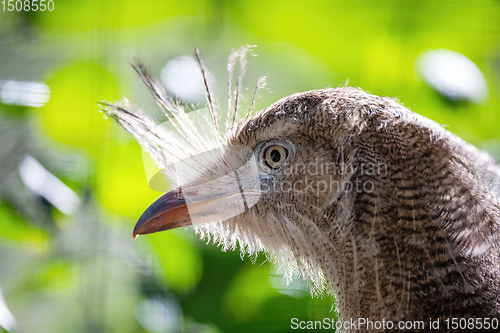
129,88 -> 365,290
103,70 -> 407,293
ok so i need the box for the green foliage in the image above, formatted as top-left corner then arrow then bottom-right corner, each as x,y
0,203 -> 48,252
39,62 -> 117,155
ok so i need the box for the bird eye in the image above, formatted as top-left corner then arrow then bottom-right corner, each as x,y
263,145 -> 288,169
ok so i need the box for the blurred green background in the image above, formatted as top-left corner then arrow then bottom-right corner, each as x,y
0,0 -> 499,332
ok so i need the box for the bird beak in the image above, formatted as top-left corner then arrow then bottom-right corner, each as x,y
133,183 -> 259,239
133,188 -> 191,239
133,152 -> 262,239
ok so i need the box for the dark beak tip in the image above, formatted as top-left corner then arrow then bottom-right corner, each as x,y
132,212 -> 153,239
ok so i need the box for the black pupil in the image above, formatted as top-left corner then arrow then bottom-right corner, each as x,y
270,149 -> 281,163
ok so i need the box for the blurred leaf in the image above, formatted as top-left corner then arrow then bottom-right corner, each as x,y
146,229 -> 202,293
37,62 -> 116,155
95,138 -> 160,218
16,260 -> 76,296
0,202 -> 49,253
223,264 -> 276,322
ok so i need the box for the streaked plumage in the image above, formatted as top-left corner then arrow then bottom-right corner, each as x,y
102,48 -> 500,332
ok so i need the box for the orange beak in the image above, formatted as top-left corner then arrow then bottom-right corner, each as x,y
133,188 -> 191,239
133,154 -> 263,239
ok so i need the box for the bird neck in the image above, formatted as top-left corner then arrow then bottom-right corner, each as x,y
317,160 -> 500,329
329,238 -> 500,325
